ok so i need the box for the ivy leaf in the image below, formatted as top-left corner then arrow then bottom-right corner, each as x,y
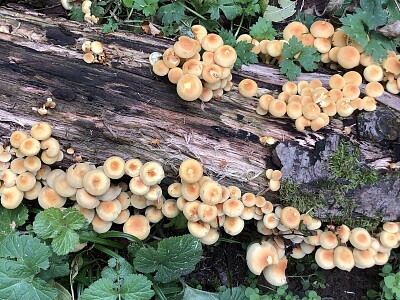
249,17 -> 277,40
219,28 -> 236,46
33,207 -> 88,255
234,41 -> 258,69
133,0 -> 159,17
0,205 -> 28,239
279,59 -> 300,81
264,0 -> 296,22
220,286 -> 247,300
134,235 -> 202,283
69,6 -> 84,22
157,2 -> 186,26
364,32 -> 397,62
207,0 -> 241,20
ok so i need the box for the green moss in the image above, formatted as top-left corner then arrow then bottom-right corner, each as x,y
328,140 -> 379,189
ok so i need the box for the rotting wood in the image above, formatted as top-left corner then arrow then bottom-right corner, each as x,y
0,6 -> 398,194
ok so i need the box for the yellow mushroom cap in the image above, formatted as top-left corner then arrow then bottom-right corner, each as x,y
263,212 -> 279,229
269,179 -> 281,191
24,181 -> 42,200
238,79 -> 258,98
241,192 -> 256,207
363,64 -> 384,82
90,41 -> 103,54
353,248 -> 376,269
362,96 -> 377,111
38,186 -> 67,209
246,242 -> 279,275
214,45 -> 237,68
167,182 -> 182,198
16,171 -> 36,192
310,20 -> 334,38
1,185 -> 24,209
129,176 -> 150,196
103,156 -> 125,179
66,163 -> 95,189
182,200 -> 201,222
227,185 -> 240,199
223,198 -> 244,217
262,256 -> 288,287
314,38 -> 331,53
342,83 -> 361,100
152,60 -> 169,76
96,199 -> 122,222
91,214 -> 113,233
329,74 -> 346,90
280,206 -> 300,229
83,169 -> 111,196
319,231 -> 339,249
343,71 -> 363,86
19,138 -> 41,156
23,156 -> 41,173
123,215 -> 151,240
259,94 -> 274,111
30,122 -> 52,140
223,216 -> 244,235
1,169 -> 17,187
161,199 -> 180,218
269,100 -> 287,117
168,67 -> 184,84
365,82 -> 384,98
182,59 -> 203,77
124,158 -> 143,178
200,228 -> 220,245
349,227 -> 371,250
41,137 -> 60,158
162,48 -> 181,68
282,21 -> 308,41
302,103 -> 321,120
181,181 -> 200,201
130,194 -> 147,209
337,46 -> 360,69
173,36 -> 198,59
382,56 -> 400,75
139,161 -> 164,186
201,33 -> 224,52
336,98 -> 354,117
266,40 -> 283,57
315,247 -> 335,269
200,181 -> 222,205
386,80 -> 400,95
191,24 -> 208,42
334,246 -> 355,272
179,158 -> 203,184
10,131 -> 28,148
197,202 -> 217,222
113,209 -> 131,224
295,116 -> 311,132
188,220 -> 210,239
76,188 -> 100,209
379,231 -> 398,248
374,251 -> 390,265
177,74 -> 203,101
53,172 -> 77,198
287,101 -> 302,119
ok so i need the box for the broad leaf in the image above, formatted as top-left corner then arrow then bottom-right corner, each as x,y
157,2 -> 186,26
133,0 -> 159,16
182,285 -> 219,300
207,0 -> 241,20
134,235 -> 202,283
101,258 -> 134,282
79,278 -> 117,300
249,17 -> 277,40
220,286 -> 247,300
264,0 -> 296,22
120,274 -> 154,300
0,205 -> 28,239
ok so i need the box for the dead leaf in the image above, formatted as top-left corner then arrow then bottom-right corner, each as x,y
141,21 -> 161,36
315,0 -> 344,16
378,20 -> 400,39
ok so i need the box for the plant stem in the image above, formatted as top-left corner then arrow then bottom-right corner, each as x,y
180,2 -> 207,20
234,13 -> 245,37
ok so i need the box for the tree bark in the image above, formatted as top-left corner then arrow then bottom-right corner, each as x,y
0,5 -> 399,202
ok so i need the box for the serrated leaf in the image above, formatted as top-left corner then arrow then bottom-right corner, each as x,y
297,46 -> 319,71
33,207 -> 88,255
364,32 -> 396,62
295,12 -> 315,29
39,254 -> 70,282
340,12 -> 369,47
120,274 -> 154,300
383,0 -> 400,23
0,234 -> 51,272
239,0 -> 261,17
91,2 -> 105,16
80,278 -> 117,300
249,17 -> 277,40
134,235 -> 202,283
359,0 -> 387,30
219,28 -> 236,46
101,258 -> 134,282
69,6 -> 84,22
279,59 -> 300,81
207,0 -> 241,20
133,0 -> 159,16
264,0 -> 296,22
234,41 -> 258,69
282,36 -> 304,58
220,286 -> 247,300
157,2 -> 186,26
0,205 -> 28,239
182,285 -> 219,300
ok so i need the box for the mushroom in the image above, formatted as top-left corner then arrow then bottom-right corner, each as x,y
83,169 -> 111,196
19,138 -> 41,156
223,199 -> 244,217
129,176 -> 150,196
174,36 -> 199,58
76,188 -> 100,209
342,83 -> 361,99
161,199 -> 179,218
214,45 -> 237,68
30,122 -> 52,141
263,256 -> 288,286
15,171 -> 36,192
73,204 -> 95,223
124,158 -> 143,177
201,33 -> 224,52
349,227 -> 371,250
23,156 -> 41,173
41,137 -> 60,158
24,181 -> 42,200
103,156 -> 125,180
179,158 -> 203,183
337,46 -> 360,69
168,67 -> 184,84
130,194 -> 147,209
53,172 -> 78,197
334,246 -> 355,271
242,192 -> 256,207
123,215 -> 151,240
10,131 -> 28,148
176,74 -> 203,101
113,209 -> 131,224
140,161 -> 164,186
329,74 -> 346,90
364,64 -> 384,82
91,214 -> 113,233
223,216 -> 244,235
1,185 -> 24,209
263,212 -> 279,229
319,231 -> 339,249
343,71 -> 362,86
353,248 -> 376,269
315,247 -> 335,269
268,100 -> 287,117
90,41 -> 103,55
182,200 -> 201,222
191,24 -> 208,42
66,163 -> 96,189
162,48 -> 181,68
182,59 -> 203,77
379,231 -> 398,248
96,199 -> 122,222
200,181 -> 222,205
227,186 -> 240,199
246,242 -> 279,275
38,186 -> 67,209
200,228 -> 220,245
335,224 -> 351,243
282,21 -> 308,41
365,82 -> 384,98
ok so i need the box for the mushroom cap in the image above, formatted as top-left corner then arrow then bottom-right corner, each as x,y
200,181 -> 222,205
335,224 -> 351,243
161,199 -> 180,218
152,60 -> 169,76
382,56 -> 400,75
259,94 -> 274,111
261,201 -> 274,214
353,248 -> 376,269
314,37 -> 331,53
123,215 -> 151,240
53,172 -> 78,197
162,48 -> 181,68
173,36 -> 199,59
91,214 -> 112,233
1,169 -> 17,187
263,212 -> 279,229
96,199 -> 122,222
83,169 -> 111,196
23,156 -> 41,172
290,245 -> 306,259
38,186 -> 67,209
262,256 -> 288,287
241,192 -> 256,207
266,40 -> 283,57
300,241 -> 315,254
374,251 -> 390,265
124,158 -> 143,178
310,20 -> 334,38
295,116 -> 311,132
329,74 -> 346,90
223,198 -> 244,217
16,171 -> 36,192
349,227 -> 371,250
201,33 -> 224,52
269,179 -> 281,191
168,67 -> 184,84
365,82 -> 384,98
103,156 -> 125,179
343,71 -> 363,86
19,138 -> 41,156
46,169 -> 64,189
140,161 -> 164,186
40,137 -> 60,158
286,101 -> 303,119
241,206 -> 255,220
362,96 -> 377,111
246,242 -> 279,275
182,59 -> 203,77
364,64 -> 384,82
130,194 -> 147,209
315,247 -> 335,269
223,216 -> 244,235
177,74 -> 203,101
182,200 -> 201,222
336,98 -> 354,117
280,206 -> 300,229
337,46 -> 360,69
179,158 -> 203,183
342,83 -> 360,100
282,21 -> 309,41
10,130 -> 28,148
334,246 -> 355,271
302,103 -> 321,120
269,100 -> 287,117
214,45 -> 237,68
129,176 -> 150,196
200,228 -> 220,245
76,188 -> 100,209
90,41 -> 103,55
379,231 -> 398,248
187,220 -> 210,239
319,231 -> 339,249
197,202 -> 217,222
191,24 -> 208,42
300,33 -> 315,47
386,80 -> 400,95
1,185 -> 24,209
30,122 -> 52,140
167,182 -> 182,198
73,204 -> 95,223
24,181 -> 42,200
332,29 -> 348,47
66,163 -> 95,189
382,222 -> 399,233
181,181 -> 200,201
113,209 -> 131,224
227,185 -> 241,199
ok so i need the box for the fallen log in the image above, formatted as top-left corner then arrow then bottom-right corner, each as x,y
0,5 -> 399,220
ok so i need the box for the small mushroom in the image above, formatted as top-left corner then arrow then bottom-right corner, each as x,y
123,215 -> 151,240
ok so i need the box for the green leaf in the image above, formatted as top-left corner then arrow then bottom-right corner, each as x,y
134,234 -> 202,283
123,0 -> 134,8
163,211 -> 188,229
157,2 -> 186,26
220,286 -> 247,300
182,285 -> 219,300
359,0 -> 388,30
0,234 -> 51,273
207,0 -> 241,20
33,207 -> 88,255
383,0 -> 400,23
91,2 -> 105,16
279,59 -> 300,81
234,41 -> 259,69
120,274 -> 154,300
0,205 -> 28,239
297,46 -> 319,71
101,258 -> 134,282
249,17 -> 277,40
264,0 -> 296,22
102,19 -> 119,33
382,264 -> 393,274
69,6 -> 84,22
238,0 -> 261,17
385,275 -> 396,288
51,281 -> 72,300
364,32 -> 396,62
340,12 -> 369,47
219,28 -> 237,46
295,12 -> 315,29
80,278 -> 117,300
39,254 -> 70,281
133,0 -> 159,17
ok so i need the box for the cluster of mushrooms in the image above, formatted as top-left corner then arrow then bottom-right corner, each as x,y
60,0 -> 99,24
248,204 -> 400,286
82,40 -> 106,64
254,71 -> 378,132
150,25 -> 236,102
